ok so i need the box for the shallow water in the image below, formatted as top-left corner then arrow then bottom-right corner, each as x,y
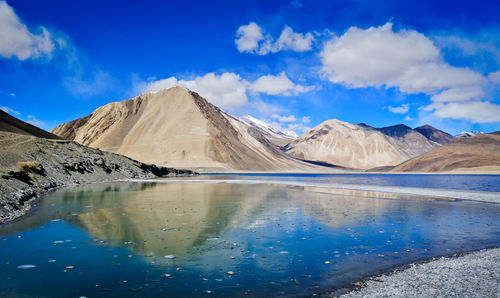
204,173 -> 500,192
1,177 -> 499,297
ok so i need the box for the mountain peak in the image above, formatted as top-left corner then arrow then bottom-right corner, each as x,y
377,124 -> 413,138
51,89 -> 316,172
414,124 -> 454,145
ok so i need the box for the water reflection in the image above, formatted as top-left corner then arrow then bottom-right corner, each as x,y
53,183 -> 271,257
0,181 -> 498,297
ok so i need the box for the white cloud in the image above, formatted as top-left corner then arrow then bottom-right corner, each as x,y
489,70 -> 500,84
405,115 -> 413,121
256,117 -> 308,136
301,116 -> 310,123
320,22 -> 499,123
272,114 -> 296,122
0,1 -> 54,60
432,101 -> 500,123
143,71 -> 315,111
144,72 -> 249,109
430,86 -> 484,102
287,123 -> 311,134
235,22 -> 314,55
432,33 -> 500,65
235,22 -> 265,53
386,103 -> 409,114
26,115 -> 44,126
250,72 -> 314,95
0,106 -> 20,115
274,26 -> 314,52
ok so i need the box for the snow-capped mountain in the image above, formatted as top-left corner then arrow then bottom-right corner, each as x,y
239,115 -> 298,139
455,131 -> 484,138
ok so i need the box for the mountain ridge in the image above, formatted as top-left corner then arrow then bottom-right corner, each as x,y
284,119 -> 439,169
51,87 -> 324,172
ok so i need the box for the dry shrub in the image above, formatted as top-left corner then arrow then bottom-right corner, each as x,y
17,161 -> 42,172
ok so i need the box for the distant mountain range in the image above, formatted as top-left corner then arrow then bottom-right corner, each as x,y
455,131 -> 484,138
239,115 -> 297,147
2,86 -> 496,173
283,120 -> 439,169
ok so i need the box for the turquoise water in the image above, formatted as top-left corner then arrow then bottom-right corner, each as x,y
0,176 -> 499,297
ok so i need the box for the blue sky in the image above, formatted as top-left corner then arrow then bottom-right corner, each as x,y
1,0 -> 500,135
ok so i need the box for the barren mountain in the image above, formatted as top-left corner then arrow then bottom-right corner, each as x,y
414,124 -> 454,145
51,87 -> 321,172
392,132 -> 500,173
0,109 -> 60,139
284,119 -> 437,169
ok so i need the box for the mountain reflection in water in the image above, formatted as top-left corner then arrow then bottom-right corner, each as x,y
0,180 -> 498,297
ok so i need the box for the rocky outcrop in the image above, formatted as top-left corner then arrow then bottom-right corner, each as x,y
51,87 -> 322,172
0,131 -> 195,223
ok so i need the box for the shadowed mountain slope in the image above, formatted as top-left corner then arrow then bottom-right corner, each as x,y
414,124 -> 454,145
0,109 -> 60,139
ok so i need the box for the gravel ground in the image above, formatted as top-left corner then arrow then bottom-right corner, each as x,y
336,248 -> 500,297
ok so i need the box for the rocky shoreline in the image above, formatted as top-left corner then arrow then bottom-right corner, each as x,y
326,247 -> 500,297
0,132 -> 196,224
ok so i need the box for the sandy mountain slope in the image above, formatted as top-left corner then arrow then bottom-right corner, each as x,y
284,119 -> 438,169
0,109 -> 60,139
414,124 -> 454,145
392,132 -> 500,173
51,87 -> 322,172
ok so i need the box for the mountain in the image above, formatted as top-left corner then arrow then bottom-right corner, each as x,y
455,130 -> 484,138
51,87 -> 321,172
0,109 -> 60,139
239,115 -> 297,147
392,132 -> 500,173
284,119 -> 437,169
414,124 -> 454,145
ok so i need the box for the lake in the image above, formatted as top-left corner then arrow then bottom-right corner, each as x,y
1,174 -> 499,297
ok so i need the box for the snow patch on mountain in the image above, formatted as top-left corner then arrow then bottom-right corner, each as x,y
239,115 -> 298,138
